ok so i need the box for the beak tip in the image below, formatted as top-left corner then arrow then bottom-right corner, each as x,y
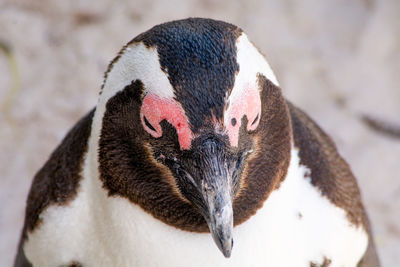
223,251 -> 231,258
222,239 -> 233,258
215,235 -> 233,258
206,203 -> 234,258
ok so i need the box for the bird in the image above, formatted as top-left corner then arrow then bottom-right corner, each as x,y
14,18 -> 380,267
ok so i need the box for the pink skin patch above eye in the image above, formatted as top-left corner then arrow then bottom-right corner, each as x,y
225,87 -> 261,147
140,93 -> 193,150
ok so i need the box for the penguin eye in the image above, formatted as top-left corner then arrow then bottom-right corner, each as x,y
224,86 -> 261,147
143,116 -> 156,132
140,93 -> 194,150
251,113 -> 259,126
140,112 -> 162,138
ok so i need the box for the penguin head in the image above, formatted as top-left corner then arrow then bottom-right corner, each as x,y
96,18 -> 289,258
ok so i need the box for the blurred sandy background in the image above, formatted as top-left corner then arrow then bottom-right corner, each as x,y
1,0 -> 399,266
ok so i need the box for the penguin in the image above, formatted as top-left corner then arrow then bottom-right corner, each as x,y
14,18 -> 380,267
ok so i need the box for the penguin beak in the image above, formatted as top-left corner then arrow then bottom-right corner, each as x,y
168,137 -> 236,257
194,138 -> 234,258
201,176 -> 234,258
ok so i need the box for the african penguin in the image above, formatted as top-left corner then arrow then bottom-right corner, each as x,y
15,18 -> 380,267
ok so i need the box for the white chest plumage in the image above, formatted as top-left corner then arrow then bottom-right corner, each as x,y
24,147 -> 368,267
